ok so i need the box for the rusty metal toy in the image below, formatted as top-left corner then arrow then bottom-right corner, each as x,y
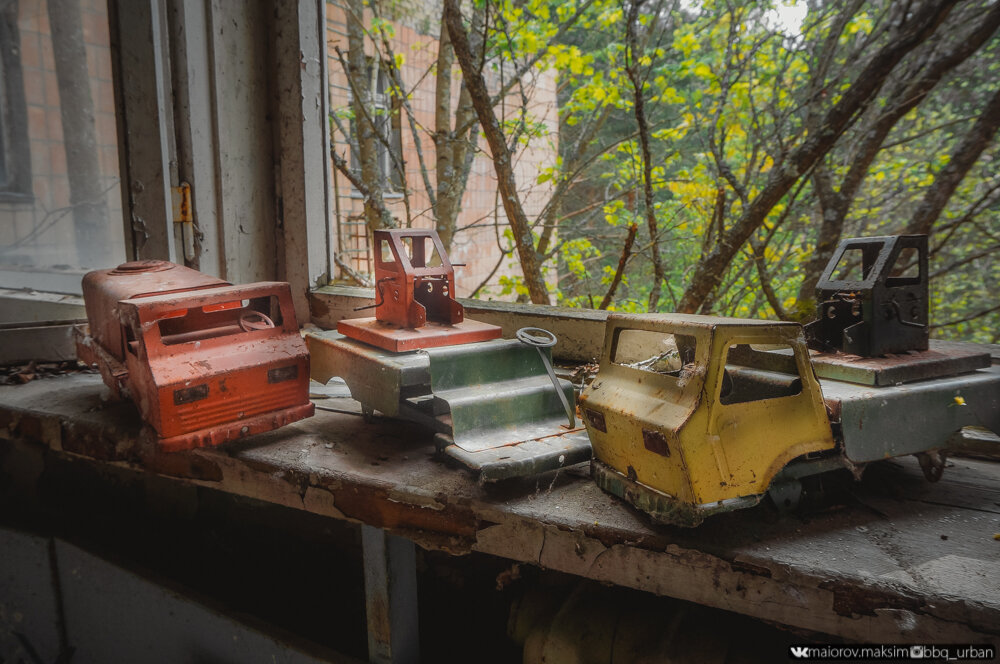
337,229 -> 502,352
580,312 -> 1000,527
805,234 -> 929,357
76,260 -> 314,452
309,229 -> 588,481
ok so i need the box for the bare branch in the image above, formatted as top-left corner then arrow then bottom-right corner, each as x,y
931,302 -> 1000,329
598,223 -> 639,309
334,253 -> 374,287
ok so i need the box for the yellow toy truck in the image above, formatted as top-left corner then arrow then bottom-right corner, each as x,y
578,313 -> 1000,526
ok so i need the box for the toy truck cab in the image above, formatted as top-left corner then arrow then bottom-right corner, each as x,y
77,261 -> 313,452
580,313 -> 835,526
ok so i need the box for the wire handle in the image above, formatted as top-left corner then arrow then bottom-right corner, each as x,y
516,327 -> 574,428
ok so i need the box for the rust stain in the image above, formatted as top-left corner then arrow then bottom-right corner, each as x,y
177,183 -> 191,222
308,293 -> 331,320
331,483 -> 480,540
59,421 -> 137,462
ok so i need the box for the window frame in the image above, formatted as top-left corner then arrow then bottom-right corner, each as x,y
348,57 -> 404,195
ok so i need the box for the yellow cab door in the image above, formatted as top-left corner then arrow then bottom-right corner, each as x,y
698,325 -> 835,505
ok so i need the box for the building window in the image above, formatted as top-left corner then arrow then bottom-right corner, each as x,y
349,60 -> 402,192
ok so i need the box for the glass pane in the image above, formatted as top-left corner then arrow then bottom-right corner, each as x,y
0,0 -> 124,296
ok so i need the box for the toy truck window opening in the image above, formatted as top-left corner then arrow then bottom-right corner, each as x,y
397,235 -> 443,268
378,236 -> 445,272
831,247 -> 873,282
611,328 -> 698,379
719,343 -> 803,406
823,236 -> 926,290
378,238 -> 399,266
886,246 -> 921,286
155,295 -> 283,347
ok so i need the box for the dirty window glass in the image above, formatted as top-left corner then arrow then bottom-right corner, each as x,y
0,0 -> 125,297
720,343 -> 802,405
611,329 -> 698,378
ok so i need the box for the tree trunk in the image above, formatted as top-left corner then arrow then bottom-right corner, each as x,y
599,223 -> 637,309
908,85 -> 1000,236
624,0 -> 665,312
748,235 -> 787,319
346,0 -> 393,231
444,0 -> 550,304
796,164 -> 847,313
676,0 -> 956,314
433,20 -> 456,247
434,7 -> 482,252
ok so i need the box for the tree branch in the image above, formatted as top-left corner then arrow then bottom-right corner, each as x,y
444,0 -> 550,304
931,302 -> 1000,329
598,223 -> 638,309
908,84 -> 1000,235
677,0 -> 957,313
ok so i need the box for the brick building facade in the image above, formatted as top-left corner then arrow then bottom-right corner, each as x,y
325,1 -> 559,298
0,0 -> 557,300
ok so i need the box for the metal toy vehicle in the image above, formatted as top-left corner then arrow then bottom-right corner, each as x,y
580,313 -> 1000,526
337,228 -> 503,351
75,260 -> 314,452
308,229 -> 589,480
579,235 -> 1000,526
805,234 -> 929,356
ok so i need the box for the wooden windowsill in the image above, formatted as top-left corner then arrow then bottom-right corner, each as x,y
1,372 -> 998,642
